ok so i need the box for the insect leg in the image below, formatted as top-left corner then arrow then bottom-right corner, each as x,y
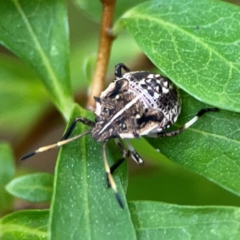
103,141 -> 124,208
125,139 -> 144,165
153,108 -> 218,137
21,130 -> 91,160
61,117 -> 95,140
104,139 -> 128,188
109,139 -> 130,175
115,63 -> 130,79
110,139 -> 144,175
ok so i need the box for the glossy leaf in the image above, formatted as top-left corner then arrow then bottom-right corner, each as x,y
0,210 -> 49,240
119,0 -> 240,112
73,0 -> 147,23
0,0 -> 73,119
49,105 -> 136,240
6,173 -> 53,203
148,90 -> 240,197
0,143 -> 15,215
130,201 -> 240,240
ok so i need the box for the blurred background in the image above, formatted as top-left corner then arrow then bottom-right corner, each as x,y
1,0 -> 240,215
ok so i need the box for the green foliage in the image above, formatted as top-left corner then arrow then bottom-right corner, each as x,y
118,0 -> 240,112
0,0 -> 240,239
0,0 -> 73,119
129,201 -> 240,240
0,210 -> 49,240
6,173 -> 53,203
0,55 -> 49,134
0,143 -> 15,216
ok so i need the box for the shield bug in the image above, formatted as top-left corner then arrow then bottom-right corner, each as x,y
21,63 -> 218,208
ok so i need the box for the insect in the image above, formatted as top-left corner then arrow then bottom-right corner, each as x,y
21,63 -> 218,208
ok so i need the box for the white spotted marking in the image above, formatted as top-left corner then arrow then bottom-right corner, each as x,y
147,74 -> 154,78
162,87 -> 169,94
163,81 -> 168,87
146,79 -> 151,83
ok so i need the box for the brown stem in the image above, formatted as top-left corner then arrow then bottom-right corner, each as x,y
87,0 -> 116,111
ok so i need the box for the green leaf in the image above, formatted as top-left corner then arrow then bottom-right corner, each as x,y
6,173 -> 53,203
129,201 -> 240,240
127,152 -> 240,206
49,105 -> 136,240
74,0 -> 147,23
0,54 -> 49,134
0,210 -> 49,240
148,90 -> 240,197
0,0 -> 74,119
0,143 -> 15,215
118,0 -> 240,112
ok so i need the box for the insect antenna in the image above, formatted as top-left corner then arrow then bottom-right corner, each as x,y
103,141 -> 124,208
21,130 -> 91,160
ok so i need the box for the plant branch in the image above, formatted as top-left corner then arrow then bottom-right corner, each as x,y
87,0 -> 116,110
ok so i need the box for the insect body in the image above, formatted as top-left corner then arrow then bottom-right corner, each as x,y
22,63 -> 218,208
92,64 -> 181,142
